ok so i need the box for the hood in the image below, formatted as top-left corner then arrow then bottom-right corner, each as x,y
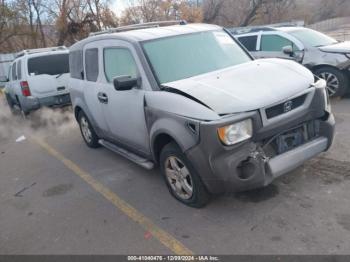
163,59 -> 314,115
319,41 -> 350,53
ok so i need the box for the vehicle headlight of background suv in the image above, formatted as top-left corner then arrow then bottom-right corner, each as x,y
218,119 -> 253,146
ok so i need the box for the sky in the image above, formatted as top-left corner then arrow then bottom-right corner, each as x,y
110,0 -> 128,16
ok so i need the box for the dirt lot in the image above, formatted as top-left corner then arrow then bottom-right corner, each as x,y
0,95 -> 349,255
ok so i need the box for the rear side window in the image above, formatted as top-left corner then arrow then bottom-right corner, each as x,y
104,48 -> 138,82
28,54 -> 69,76
69,50 -> 84,79
261,35 -> 296,52
17,60 -> 22,80
11,63 -> 16,80
238,35 -> 258,51
85,48 -> 99,82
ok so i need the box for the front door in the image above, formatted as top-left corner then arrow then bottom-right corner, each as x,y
98,40 -> 151,155
256,33 -> 303,62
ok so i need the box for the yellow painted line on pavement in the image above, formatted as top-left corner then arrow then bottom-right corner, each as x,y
33,137 -> 193,255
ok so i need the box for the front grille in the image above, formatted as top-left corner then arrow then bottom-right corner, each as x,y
265,94 -> 307,119
263,120 -> 320,158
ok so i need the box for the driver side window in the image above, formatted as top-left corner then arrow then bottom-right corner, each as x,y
261,35 -> 299,52
103,48 -> 138,83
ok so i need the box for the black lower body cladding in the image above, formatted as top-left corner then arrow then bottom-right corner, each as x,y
185,88 -> 335,194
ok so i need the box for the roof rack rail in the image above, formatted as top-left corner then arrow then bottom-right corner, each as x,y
16,46 -> 68,58
228,20 -> 304,35
89,20 -> 187,37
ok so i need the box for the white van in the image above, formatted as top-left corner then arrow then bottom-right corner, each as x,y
1,46 -> 71,115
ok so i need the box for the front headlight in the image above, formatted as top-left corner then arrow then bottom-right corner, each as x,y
314,79 -> 327,89
313,79 -> 331,112
217,119 -> 253,146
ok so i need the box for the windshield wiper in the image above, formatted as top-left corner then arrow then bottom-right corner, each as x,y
56,73 -> 64,78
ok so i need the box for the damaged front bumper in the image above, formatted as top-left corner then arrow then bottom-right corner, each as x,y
186,87 -> 335,194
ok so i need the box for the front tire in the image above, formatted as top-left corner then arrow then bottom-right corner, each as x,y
314,67 -> 349,97
78,111 -> 100,148
160,142 -> 210,208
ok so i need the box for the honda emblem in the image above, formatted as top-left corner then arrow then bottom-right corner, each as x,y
283,101 -> 293,113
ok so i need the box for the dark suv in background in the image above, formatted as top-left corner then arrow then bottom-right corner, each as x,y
230,26 -> 350,97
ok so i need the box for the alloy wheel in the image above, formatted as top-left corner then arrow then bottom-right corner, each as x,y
81,116 -> 92,143
318,72 -> 340,97
164,156 -> 193,200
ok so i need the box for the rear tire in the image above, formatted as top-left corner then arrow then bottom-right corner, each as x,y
314,67 -> 349,97
78,111 -> 100,148
160,142 -> 210,208
5,93 -> 15,114
18,102 -> 29,118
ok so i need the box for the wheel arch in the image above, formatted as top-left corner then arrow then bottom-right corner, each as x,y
74,105 -> 83,121
152,132 -> 182,164
147,109 -> 201,161
311,64 -> 341,73
312,64 -> 349,97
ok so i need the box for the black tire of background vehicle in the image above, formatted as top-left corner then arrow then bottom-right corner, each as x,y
18,103 -> 29,117
5,93 -> 15,113
160,142 -> 210,208
13,96 -> 29,117
78,111 -> 100,148
314,66 -> 349,98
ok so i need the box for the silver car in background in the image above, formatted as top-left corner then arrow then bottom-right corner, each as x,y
231,26 -> 350,97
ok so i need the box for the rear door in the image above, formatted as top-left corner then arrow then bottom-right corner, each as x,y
9,62 -> 18,100
15,59 -> 23,97
82,42 -> 109,135
26,52 -> 70,98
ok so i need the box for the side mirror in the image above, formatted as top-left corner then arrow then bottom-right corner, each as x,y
113,76 -> 140,91
282,45 -> 294,55
0,76 -> 9,82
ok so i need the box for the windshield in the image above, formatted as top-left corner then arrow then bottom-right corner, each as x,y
28,53 -> 69,76
143,30 -> 252,84
289,28 -> 338,47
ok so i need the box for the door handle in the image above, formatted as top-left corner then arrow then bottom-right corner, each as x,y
97,92 -> 108,104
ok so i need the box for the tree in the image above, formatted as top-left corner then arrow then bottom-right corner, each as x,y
0,0 -> 33,52
45,0 -> 118,46
202,0 -> 224,23
202,0 -> 296,27
32,0 -> 47,47
314,0 -> 349,22
120,0 -> 202,25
